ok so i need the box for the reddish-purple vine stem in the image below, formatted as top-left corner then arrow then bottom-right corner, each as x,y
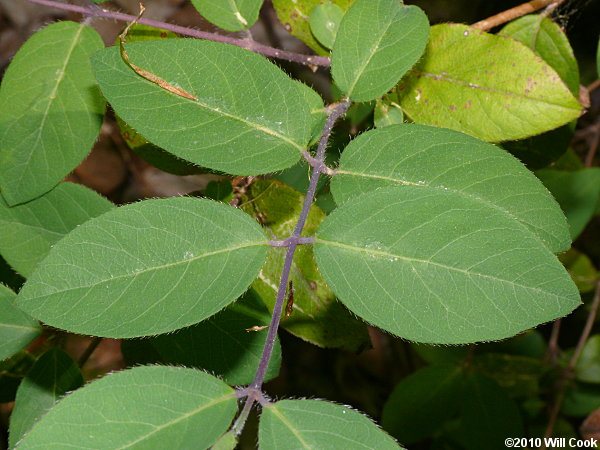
22,0 -> 331,67
232,100 -> 351,435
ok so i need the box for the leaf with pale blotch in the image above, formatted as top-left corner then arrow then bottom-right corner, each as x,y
92,39 -> 322,176
0,22 -> 105,206
191,0 -> 263,31
332,124 -> 570,253
310,3 -> 344,49
259,399 -> 401,449
121,291 -> 281,386
536,168 -> 600,240
9,349 -> 83,448
242,179 -> 369,351
314,186 -> 580,344
500,15 -> 579,95
273,0 -> 354,56
382,365 -> 463,443
15,366 -> 237,449
0,182 -> 113,277
0,285 -> 40,361
16,197 -> 268,338
397,24 -> 582,142
332,0 -> 429,102
374,95 -> 404,128
559,249 -> 598,294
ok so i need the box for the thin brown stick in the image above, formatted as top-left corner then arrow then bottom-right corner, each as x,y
78,337 -> 103,368
543,280 -> 600,443
119,4 -> 198,100
584,120 -> 600,168
472,0 -> 566,31
588,79 -> 600,93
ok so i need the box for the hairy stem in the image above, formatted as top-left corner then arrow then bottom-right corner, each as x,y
22,0 -> 331,67
472,0 -> 566,31
232,100 -> 350,435
543,279 -> 600,443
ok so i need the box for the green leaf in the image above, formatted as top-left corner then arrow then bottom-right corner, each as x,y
472,353 -> 548,397
332,0 -> 429,102
0,285 -> 40,361
191,0 -> 263,31
575,335 -> 600,384
397,24 -> 582,142
500,15 -> 579,95
0,21 -> 105,206
259,399 -> 401,449
411,344 -> 468,366
559,249 -> 598,293
331,124 -> 571,253
211,431 -> 237,450
563,382 -> 600,417
9,349 -> 83,448
16,197 -> 268,338
309,3 -> 344,49
92,39 -> 322,175
479,330 -> 546,359
16,366 -> 237,449
0,182 -> 113,277
501,123 -> 573,171
374,95 -> 404,128
382,365 -> 463,444
242,180 -> 369,351
314,186 -> 580,344
272,0 -> 354,56
121,292 -> 281,386
458,372 -> 524,450
536,168 -> 600,240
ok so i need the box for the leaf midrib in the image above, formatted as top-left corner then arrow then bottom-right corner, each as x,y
24,240 -> 267,298
333,169 -> 558,248
117,393 -> 234,449
314,238 -> 567,299
410,69 -> 580,111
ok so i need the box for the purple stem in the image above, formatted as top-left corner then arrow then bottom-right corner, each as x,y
231,100 -> 350,435
22,0 -> 331,67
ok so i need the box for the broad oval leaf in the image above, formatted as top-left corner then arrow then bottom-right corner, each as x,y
458,372 -> 524,450
242,179 -> 369,351
500,15 -> 579,95
536,168 -> 600,240
374,95 -> 404,128
314,186 -> 580,344
332,0 -> 429,102
331,124 -> 571,253
191,0 -> 263,31
0,285 -> 40,361
92,39 -> 323,175
9,349 -> 83,448
15,366 -> 237,449
397,24 -> 582,142
0,22 -> 105,206
575,334 -> 600,384
272,0 -> 354,56
121,291 -> 281,386
309,3 -> 344,49
259,399 -> 401,449
0,182 -> 113,277
559,249 -> 598,294
382,365 -> 463,443
16,197 -> 268,338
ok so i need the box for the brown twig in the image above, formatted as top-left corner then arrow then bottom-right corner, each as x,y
21,0 -> 330,67
543,280 -> 600,443
584,120 -> 600,168
472,0 -> 566,31
78,337 -> 103,368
